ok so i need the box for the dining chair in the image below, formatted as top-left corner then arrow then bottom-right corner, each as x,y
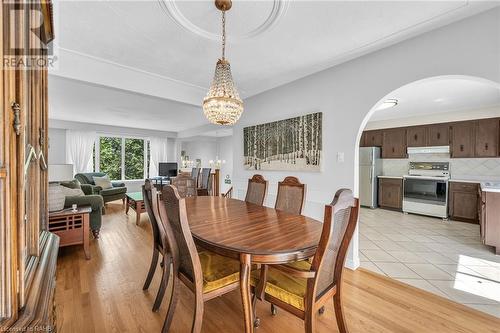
142,179 -> 172,312
158,185 -> 243,333
191,167 -> 201,188
251,189 -> 359,333
245,174 -> 268,206
171,173 -> 198,198
222,186 -> 233,198
275,176 -> 306,215
197,168 -> 212,196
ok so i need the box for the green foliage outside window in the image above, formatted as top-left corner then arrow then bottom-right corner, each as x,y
99,137 -> 122,180
125,138 -> 145,180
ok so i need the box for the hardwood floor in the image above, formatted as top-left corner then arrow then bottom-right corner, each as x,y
55,202 -> 500,333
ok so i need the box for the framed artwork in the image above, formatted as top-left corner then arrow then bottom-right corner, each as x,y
243,112 -> 322,171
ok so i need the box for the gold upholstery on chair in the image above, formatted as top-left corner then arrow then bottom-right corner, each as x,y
199,251 -> 240,293
251,260 -> 311,311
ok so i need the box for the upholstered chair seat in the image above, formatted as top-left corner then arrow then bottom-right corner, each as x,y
251,260 -> 311,311
199,251 -> 240,293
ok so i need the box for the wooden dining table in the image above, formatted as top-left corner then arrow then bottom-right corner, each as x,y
185,196 -> 324,333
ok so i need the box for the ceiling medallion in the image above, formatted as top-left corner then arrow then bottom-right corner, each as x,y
158,0 -> 289,42
202,0 -> 243,126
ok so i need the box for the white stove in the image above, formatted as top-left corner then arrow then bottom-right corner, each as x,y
402,162 -> 450,220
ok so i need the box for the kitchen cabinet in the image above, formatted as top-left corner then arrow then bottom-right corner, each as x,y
449,182 -> 479,223
475,119 -> 499,157
451,122 -> 475,158
382,128 -> 407,158
362,130 -> 383,147
427,124 -> 450,146
480,189 -> 500,255
407,126 -> 427,147
378,178 -> 403,210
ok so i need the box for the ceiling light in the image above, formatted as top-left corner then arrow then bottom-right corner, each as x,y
202,0 -> 243,126
376,99 -> 398,110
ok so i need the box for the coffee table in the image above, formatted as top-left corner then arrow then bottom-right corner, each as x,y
48,206 -> 92,259
125,192 -> 145,225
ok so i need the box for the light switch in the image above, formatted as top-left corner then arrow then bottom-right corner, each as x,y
337,152 -> 345,163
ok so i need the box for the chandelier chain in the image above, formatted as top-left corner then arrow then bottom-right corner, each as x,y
221,10 -> 226,60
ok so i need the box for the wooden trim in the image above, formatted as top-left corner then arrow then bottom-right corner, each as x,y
8,231 -> 58,330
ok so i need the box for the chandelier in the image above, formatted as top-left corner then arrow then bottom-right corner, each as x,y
203,0 -> 243,126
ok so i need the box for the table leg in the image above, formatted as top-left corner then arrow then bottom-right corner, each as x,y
83,213 -> 90,260
240,253 -> 253,333
135,209 -> 140,226
125,197 -> 130,214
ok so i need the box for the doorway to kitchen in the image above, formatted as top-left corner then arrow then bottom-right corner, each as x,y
355,75 -> 500,318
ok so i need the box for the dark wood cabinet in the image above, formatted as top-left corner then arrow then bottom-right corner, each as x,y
449,182 -> 479,223
427,124 -> 450,146
451,122 -> 475,158
362,130 -> 383,147
475,119 -> 499,157
407,126 -> 426,147
382,128 -> 407,158
361,117 -> 500,159
378,178 -> 403,210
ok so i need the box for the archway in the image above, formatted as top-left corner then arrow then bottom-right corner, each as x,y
353,74 -> 500,317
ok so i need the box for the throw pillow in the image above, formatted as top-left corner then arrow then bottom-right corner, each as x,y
60,186 -> 84,197
60,179 -> 81,190
48,184 -> 66,212
93,175 -> 113,189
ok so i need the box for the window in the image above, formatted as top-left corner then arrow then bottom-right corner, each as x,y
95,136 -> 149,180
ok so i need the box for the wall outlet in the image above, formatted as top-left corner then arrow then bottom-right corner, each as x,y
337,152 -> 345,163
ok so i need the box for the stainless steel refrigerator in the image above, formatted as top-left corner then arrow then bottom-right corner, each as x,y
359,147 -> 382,208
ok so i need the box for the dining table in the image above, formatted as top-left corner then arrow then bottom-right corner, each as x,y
185,196 -> 324,333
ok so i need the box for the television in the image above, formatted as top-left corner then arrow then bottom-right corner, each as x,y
158,162 -> 178,178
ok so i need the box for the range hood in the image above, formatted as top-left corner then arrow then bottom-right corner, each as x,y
407,146 -> 450,155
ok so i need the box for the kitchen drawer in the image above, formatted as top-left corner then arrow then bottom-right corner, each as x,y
449,182 -> 477,192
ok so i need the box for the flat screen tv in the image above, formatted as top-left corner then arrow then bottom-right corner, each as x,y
158,162 -> 178,178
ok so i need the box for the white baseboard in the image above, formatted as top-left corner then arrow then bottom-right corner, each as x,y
345,257 -> 360,270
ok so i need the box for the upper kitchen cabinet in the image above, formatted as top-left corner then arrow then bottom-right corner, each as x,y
382,128 -> 407,158
427,124 -> 450,146
451,121 -> 475,158
407,126 -> 426,147
362,130 -> 383,147
475,119 -> 499,157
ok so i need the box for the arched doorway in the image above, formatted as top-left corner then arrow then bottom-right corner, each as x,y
354,75 -> 500,318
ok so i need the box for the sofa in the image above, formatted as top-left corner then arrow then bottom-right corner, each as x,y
60,181 -> 104,238
74,172 -> 127,204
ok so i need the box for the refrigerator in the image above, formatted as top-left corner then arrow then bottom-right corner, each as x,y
359,147 -> 382,208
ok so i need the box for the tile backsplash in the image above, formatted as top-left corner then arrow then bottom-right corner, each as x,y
382,153 -> 500,179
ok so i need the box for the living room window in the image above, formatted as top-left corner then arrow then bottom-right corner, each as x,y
94,135 -> 149,180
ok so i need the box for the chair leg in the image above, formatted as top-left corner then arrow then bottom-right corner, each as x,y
143,248 -> 159,290
152,256 -> 171,312
304,307 -> 315,333
162,276 -> 179,333
333,292 -> 348,333
252,294 -> 260,328
191,293 -> 204,333
271,304 -> 277,316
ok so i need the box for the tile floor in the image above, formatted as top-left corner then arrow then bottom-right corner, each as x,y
359,208 -> 500,318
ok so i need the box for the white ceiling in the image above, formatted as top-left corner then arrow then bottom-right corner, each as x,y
369,78 -> 500,122
49,1 -> 500,134
48,76 -> 207,132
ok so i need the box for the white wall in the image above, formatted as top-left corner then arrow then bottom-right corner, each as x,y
231,8 -> 500,269
179,139 -> 218,168
48,128 -> 67,164
217,136 -> 234,194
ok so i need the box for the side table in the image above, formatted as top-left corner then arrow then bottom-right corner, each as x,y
125,192 -> 145,225
48,206 -> 91,259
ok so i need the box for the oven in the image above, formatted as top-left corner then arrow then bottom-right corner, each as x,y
402,162 -> 450,219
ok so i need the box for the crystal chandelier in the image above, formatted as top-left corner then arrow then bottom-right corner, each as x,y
203,0 -> 243,126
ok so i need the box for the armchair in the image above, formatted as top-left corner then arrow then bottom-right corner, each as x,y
75,172 -> 127,204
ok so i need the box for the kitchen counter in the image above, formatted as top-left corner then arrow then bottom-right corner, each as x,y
377,175 -> 403,179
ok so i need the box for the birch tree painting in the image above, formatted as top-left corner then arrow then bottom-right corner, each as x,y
243,112 -> 322,171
